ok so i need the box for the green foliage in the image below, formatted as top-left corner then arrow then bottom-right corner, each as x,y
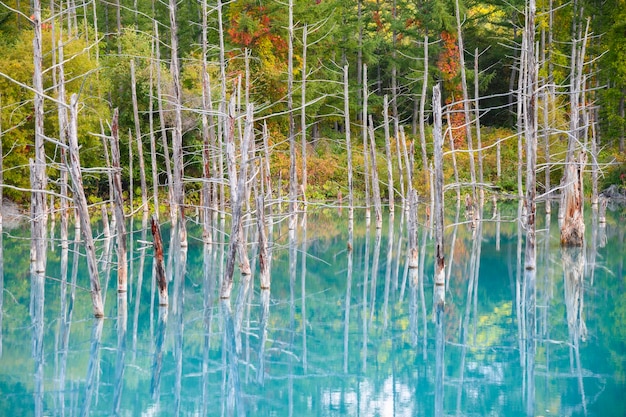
0,24 -> 108,203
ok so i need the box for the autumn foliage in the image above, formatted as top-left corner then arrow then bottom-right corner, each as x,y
437,31 -> 465,146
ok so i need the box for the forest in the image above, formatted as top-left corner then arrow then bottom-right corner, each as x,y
1,2 -> 626,415
0,0 -> 625,210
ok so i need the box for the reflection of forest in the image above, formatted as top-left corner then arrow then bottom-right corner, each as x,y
0,203 -> 624,416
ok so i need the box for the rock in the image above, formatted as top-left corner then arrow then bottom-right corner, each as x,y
600,184 -> 626,200
1,198 -> 26,229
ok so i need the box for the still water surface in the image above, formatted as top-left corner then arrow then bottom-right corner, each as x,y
0,202 -> 624,416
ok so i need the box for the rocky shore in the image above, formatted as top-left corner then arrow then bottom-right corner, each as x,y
0,198 -> 26,229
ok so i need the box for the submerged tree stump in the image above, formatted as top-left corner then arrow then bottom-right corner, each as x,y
560,153 -> 586,246
151,215 -> 168,306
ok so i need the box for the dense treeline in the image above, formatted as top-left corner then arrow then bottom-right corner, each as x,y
0,0 -> 624,205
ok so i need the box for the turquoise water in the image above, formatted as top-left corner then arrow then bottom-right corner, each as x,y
0,202 -> 624,416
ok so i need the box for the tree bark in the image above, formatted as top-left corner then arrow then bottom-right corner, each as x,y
362,64 -> 371,221
130,59 -> 148,212
455,0 -> 477,202
169,0 -> 186,246
432,85 -> 445,308
344,65 -> 354,221
148,38 -> 159,219
474,49 -> 485,204
383,95 -> 395,214
301,25 -> 308,207
110,110 -> 128,294
220,104 -> 254,299
419,36 -> 429,187
287,0 -> 298,230
151,215 -> 168,306
523,0 -> 538,274
154,22 -> 174,221
256,191 -> 270,290
31,0 -> 48,288
368,115 -> 383,229
201,0 -> 214,243
67,94 -> 104,317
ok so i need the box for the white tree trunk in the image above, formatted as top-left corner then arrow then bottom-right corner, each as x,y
432,85 -> 445,308
67,95 -> 104,317
383,95 -> 395,214
130,59 -> 148,213
344,65 -> 354,221
110,109 -> 128,294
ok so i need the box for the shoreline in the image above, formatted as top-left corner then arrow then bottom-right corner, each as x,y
1,198 -> 27,229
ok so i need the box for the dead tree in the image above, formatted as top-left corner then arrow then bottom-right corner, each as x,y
455,0 -> 477,203
169,0 -> 186,242
201,0 -> 215,244
432,85 -> 445,308
130,59 -> 148,212
383,95 -> 395,214
362,64 -> 371,221
110,110 -> 128,294
560,19 -> 590,247
368,115 -> 383,229
67,94 -> 104,318
523,0 -> 538,271
151,216 -> 168,306
220,105 -> 254,299
154,22 -> 174,221
419,36 -> 429,188
344,65 -> 354,222
301,24 -> 308,207
287,0 -> 298,229
30,0 -> 48,286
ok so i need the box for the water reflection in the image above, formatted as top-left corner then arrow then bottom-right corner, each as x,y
81,319 -> 103,417
0,204 -> 624,416
221,299 -> 245,417
150,306 -> 168,402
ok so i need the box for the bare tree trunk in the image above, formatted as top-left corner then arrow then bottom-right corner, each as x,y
474,49 -> 485,204
130,59 -> 148,212
256,191 -> 270,290
516,32 -> 527,199
368,116 -> 383,229
560,153 -> 586,246
169,0 -> 186,246
561,20 -> 590,245
383,95 -> 395,214
543,66 -> 551,213
301,24 -> 308,208
148,38 -> 159,219
154,22 -> 174,221
446,110 -> 461,202
110,110 -> 128,294
91,0 -> 99,64
220,104 -> 254,299
523,0 -> 538,274
216,0 -> 227,219
151,216 -> 168,306
201,0 -> 214,244
344,65 -> 354,222
31,0 -> 48,291
67,95 -> 104,318
262,121 -> 274,222
591,108 -> 599,206
287,0 -> 298,230
432,85 -> 445,308
115,0 -> 121,54
419,36 -> 429,186
363,64 -> 371,221
455,0 -> 477,202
